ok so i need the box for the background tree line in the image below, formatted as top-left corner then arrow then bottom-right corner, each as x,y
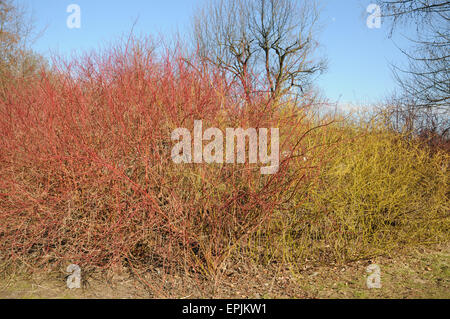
0,0 -> 46,97
1,0 -> 448,142
377,0 -> 449,140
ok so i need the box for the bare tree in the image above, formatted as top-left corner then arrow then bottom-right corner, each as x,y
0,0 -> 45,86
377,0 -> 449,136
193,0 -> 326,103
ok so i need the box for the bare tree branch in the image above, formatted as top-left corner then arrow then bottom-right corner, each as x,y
377,0 -> 449,135
192,0 -> 326,103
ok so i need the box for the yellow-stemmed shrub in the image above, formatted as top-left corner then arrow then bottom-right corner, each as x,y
248,118 -> 449,268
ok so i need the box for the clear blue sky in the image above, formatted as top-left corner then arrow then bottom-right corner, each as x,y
21,0 -> 413,106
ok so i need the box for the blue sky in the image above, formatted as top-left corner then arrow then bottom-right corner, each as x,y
22,0 -> 414,106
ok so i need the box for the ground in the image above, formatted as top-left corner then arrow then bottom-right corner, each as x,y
0,243 -> 448,299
